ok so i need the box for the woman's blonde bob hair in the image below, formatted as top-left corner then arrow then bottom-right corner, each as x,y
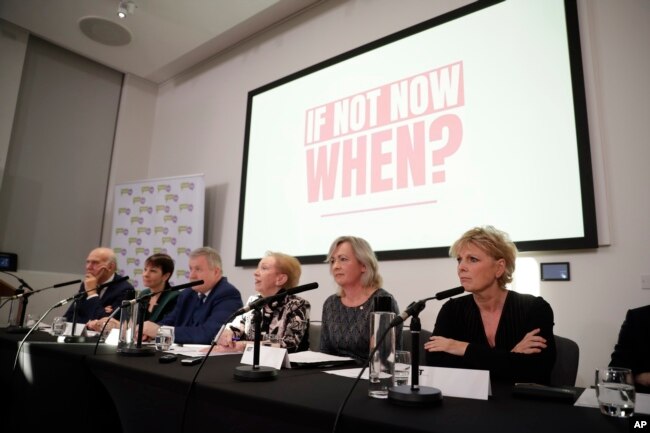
449,225 -> 517,289
325,236 -> 382,290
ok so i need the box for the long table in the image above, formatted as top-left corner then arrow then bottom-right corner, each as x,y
1,328 -> 632,433
0,329 -> 120,432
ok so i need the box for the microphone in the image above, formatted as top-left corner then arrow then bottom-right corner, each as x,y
231,282 -> 318,317
55,275 -> 130,307
5,279 -> 82,300
54,279 -> 83,288
0,270 -> 34,291
122,280 -> 204,306
390,286 -> 464,327
434,285 -> 465,300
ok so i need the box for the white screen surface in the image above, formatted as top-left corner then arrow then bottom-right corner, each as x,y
237,0 -> 597,265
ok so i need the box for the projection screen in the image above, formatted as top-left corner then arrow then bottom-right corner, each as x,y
236,0 -> 597,266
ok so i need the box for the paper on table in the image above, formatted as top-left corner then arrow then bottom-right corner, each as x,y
324,365 -> 490,400
289,350 -> 355,364
63,323 -> 86,336
419,366 -> 490,400
104,328 -> 119,345
575,388 -> 650,414
165,344 -> 236,357
240,343 -> 290,369
325,367 -> 367,379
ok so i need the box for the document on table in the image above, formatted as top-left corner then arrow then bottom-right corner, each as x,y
324,365 -> 491,400
288,350 -> 356,368
164,344 -> 238,357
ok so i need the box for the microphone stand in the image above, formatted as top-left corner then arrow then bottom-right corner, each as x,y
65,296 -> 98,343
2,278 -> 82,333
6,288 -> 31,334
67,298 -> 81,338
388,312 -> 442,406
93,303 -> 124,355
13,301 -> 63,371
4,273 -> 33,333
233,307 -> 278,381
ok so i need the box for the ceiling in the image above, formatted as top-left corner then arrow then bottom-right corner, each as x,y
0,0 -> 323,84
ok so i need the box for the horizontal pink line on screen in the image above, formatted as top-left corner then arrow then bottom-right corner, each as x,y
321,199 -> 437,218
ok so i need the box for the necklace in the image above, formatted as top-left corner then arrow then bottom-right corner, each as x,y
341,287 -> 375,308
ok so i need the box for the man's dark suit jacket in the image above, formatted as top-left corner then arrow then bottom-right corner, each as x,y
610,304 -> 650,393
64,274 -> 135,323
158,276 -> 243,344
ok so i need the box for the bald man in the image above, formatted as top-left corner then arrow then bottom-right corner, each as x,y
64,247 -> 134,324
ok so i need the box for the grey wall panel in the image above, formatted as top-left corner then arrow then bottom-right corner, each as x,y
0,36 -> 123,273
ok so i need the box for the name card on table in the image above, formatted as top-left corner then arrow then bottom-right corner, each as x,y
240,343 -> 290,370
419,366 -> 491,400
63,322 -> 86,336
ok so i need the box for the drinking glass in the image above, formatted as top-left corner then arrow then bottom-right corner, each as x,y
262,333 -> 281,348
394,350 -> 411,386
52,316 -> 67,336
25,314 -> 36,327
595,367 -> 635,418
155,326 -> 175,351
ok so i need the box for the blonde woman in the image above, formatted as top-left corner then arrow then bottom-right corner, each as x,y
320,236 -> 400,361
424,226 -> 556,384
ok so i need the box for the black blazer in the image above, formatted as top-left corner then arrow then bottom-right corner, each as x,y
64,274 -> 134,323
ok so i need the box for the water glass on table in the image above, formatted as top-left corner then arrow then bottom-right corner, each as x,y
52,316 -> 67,336
595,367 -> 635,418
262,333 -> 281,348
25,314 -> 36,327
155,326 -> 175,351
393,350 -> 411,386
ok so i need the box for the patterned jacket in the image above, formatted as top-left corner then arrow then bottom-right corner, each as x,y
230,293 -> 310,352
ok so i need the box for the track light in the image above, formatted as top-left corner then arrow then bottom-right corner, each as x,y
117,1 -> 136,19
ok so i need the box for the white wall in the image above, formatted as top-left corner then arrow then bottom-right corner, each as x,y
7,0 -> 648,388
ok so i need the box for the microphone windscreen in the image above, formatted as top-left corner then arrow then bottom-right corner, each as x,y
435,286 -> 465,300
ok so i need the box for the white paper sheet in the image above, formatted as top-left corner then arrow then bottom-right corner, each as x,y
418,366 -> 491,400
63,322 -> 86,336
288,350 -> 355,364
325,368 -> 368,379
165,344 -> 234,357
240,343 -> 290,369
324,365 -> 491,400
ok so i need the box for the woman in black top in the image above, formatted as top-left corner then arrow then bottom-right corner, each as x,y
424,226 -> 556,384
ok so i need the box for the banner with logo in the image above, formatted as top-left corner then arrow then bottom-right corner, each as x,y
110,174 -> 205,290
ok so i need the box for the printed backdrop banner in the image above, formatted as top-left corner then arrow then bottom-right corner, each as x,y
110,174 -> 205,290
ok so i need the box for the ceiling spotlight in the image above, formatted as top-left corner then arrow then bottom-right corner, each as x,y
117,1 -> 136,19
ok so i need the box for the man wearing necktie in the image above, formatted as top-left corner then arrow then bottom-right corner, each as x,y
142,247 -> 243,344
